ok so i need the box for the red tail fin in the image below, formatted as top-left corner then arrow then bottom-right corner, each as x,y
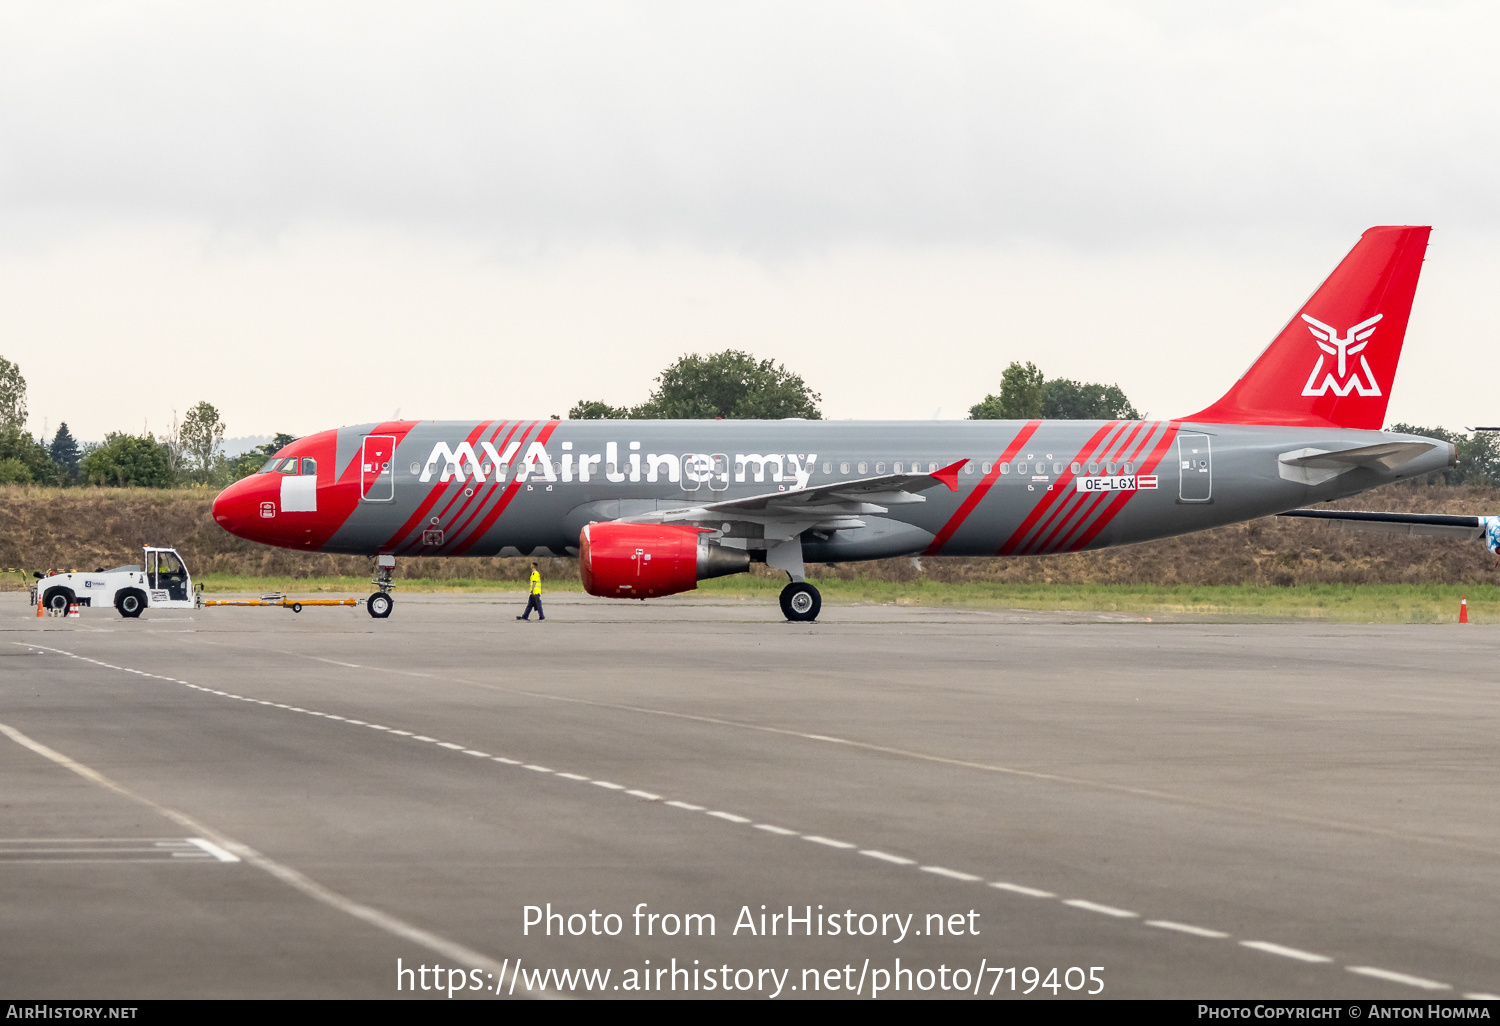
1186,226 -> 1431,430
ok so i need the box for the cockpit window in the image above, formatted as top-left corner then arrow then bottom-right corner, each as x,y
301,457 -> 317,477
257,458 -> 280,473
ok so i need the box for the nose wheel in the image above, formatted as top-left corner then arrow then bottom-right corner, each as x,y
367,592 -> 393,618
779,581 -> 820,622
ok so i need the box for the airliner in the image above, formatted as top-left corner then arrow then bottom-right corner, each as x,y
213,226 -> 1489,620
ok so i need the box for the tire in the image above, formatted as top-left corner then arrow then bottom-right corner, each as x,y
115,589 -> 146,619
43,588 -> 75,614
291,602 -> 302,613
779,581 -> 821,622
367,592 -> 393,619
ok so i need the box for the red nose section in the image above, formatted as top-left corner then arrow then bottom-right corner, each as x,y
212,475 -> 277,542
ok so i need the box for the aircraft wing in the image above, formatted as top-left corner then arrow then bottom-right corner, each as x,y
1278,508 -> 1492,543
615,459 -> 969,540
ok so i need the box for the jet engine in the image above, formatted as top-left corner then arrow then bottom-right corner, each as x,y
579,522 -> 750,599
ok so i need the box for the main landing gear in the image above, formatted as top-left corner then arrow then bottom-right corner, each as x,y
779,581 -> 821,623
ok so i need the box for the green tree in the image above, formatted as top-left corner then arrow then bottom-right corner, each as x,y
970,362 -> 1139,420
1040,379 -> 1140,419
50,423 -> 81,483
567,400 -> 631,420
570,350 -> 823,420
79,433 -> 173,488
179,401 -> 226,483
0,356 -> 25,430
968,361 -> 1044,419
1388,424 -> 1499,485
0,425 -> 57,484
228,433 -> 301,480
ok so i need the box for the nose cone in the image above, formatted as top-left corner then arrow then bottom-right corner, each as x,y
212,476 -> 267,541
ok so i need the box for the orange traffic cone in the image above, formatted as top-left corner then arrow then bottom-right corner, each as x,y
67,603 -> 80,618
1460,595 -> 1469,623
35,591 -> 43,618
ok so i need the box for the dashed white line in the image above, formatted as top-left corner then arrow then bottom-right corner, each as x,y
1146,920 -> 1230,939
802,834 -> 853,848
990,882 -> 1054,898
1240,941 -> 1332,963
922,866 -> 982,882
1064,899 -> 1138,918
23,640 -> 1479,999
1347,966 -> 1450,990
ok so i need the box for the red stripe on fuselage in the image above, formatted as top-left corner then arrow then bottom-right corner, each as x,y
1048,420 -> 1151,552
444,420 -> 523,549
382,420 -> 496,554
1025,422 -> 1134,554
1067,422 -> 1181,552
923,420 -> 1042,555
997,422 -> 1118,556
449,419 -> 561,556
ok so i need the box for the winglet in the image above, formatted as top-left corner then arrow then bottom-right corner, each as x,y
931,459 -> 968,492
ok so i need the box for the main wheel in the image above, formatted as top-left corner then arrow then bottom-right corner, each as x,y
779,581 -> 821,622
367,592 -> 393,618
43,588 -> 75,614
115,589 -> 145,618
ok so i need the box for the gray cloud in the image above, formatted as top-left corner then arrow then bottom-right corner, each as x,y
2,1 -> 1497,252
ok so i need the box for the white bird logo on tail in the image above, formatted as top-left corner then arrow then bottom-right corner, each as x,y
1300,313 -> 1383,397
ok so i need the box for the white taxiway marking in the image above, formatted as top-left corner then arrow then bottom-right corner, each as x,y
522,765 -> 553,773
186,837 -> 241,863
1064,899 -> 1138,918
437,742 -> 465,750
922,866 -> 982,882
22,640 -> 1473,999
625,790 -> 661,800
1145,920 -> 1230,939
0,719 -> 543,997
1241,941 -> 1332,963
990,882 -> 1054,898
1346,967 -> 1450,990
463,750 -> 489,758
801,835 -> 854,848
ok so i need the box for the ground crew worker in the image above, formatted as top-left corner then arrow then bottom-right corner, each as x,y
517,562 -> 544,621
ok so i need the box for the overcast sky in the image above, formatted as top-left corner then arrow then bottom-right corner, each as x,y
2,1 -> 1497,441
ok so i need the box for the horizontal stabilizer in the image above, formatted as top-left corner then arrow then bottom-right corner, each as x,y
1278,441 -> 1441,471
1278,508 -> 1488,543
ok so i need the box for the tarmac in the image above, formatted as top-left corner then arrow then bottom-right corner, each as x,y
1,591 -> 1497,999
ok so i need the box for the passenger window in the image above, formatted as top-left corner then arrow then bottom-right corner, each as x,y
1016,462 -> 1026,474
301,458 -> 316,477
894,462 -> 903,474
1123,462 -> 1134,474
928,462 -> 937,473
1106,462 -> 1116,474
1054,462 -> 1063,475
822,462 -> 831,474
1088,462 -> 1099,474
857,462 -> 868,474
840,462 -> 849,474
876,462 -> 885,473
1071,462 -> 1081,474
964,463 -> 974,474
997,463 -> 1007,475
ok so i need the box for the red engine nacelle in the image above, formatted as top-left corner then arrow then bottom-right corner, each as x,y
579,522 -> 747,599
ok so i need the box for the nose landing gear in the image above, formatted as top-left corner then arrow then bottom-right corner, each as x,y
368,553 -> 396,619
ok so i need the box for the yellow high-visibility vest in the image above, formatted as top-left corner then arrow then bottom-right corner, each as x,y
529,570 -> 542,595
